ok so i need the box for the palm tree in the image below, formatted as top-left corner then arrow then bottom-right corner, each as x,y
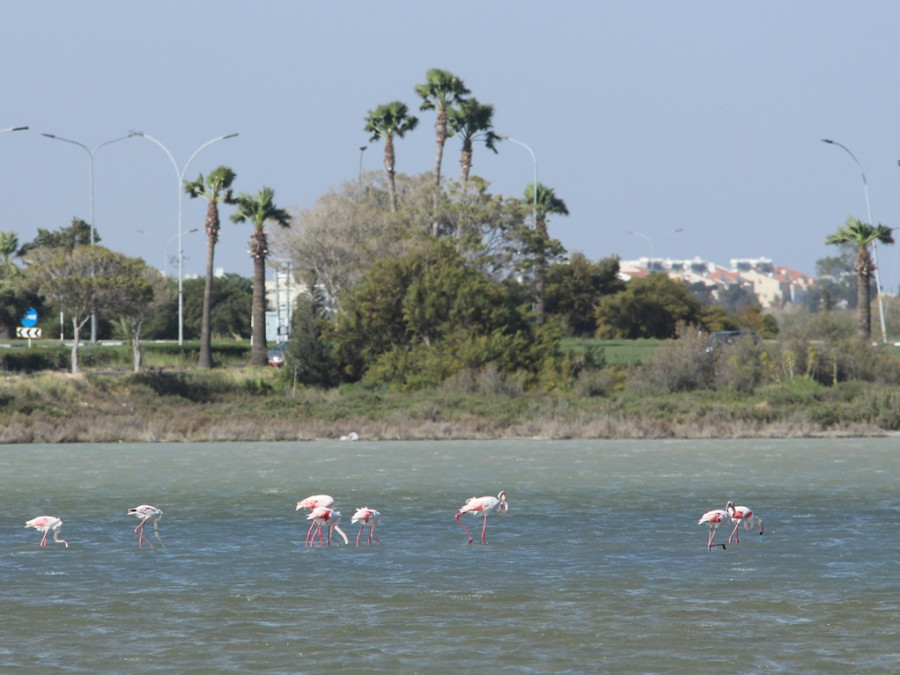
825,216 -> 894,339
184,165 -> 237,369
525,183 -> 569,322
448,98 -> 500,184
415,68 -> 470,188
230,187 -> 291,366
364,101 -> 419,212
0,231 -> 20,277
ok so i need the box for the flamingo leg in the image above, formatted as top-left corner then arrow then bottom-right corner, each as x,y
481,515 -> 489,544
369,527 -> 381,545
39,531 -> 49,546
135,518 -> 155,549
152,520 -> 165,548
707,526 -> 726,551
356,525 -> 364,547
455,513 -> 474,544
729,520 -> 741,544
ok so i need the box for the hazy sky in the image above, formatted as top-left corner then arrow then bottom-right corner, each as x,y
4,1 -> 900,290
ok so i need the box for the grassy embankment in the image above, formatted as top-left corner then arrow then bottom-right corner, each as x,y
1,338 -> 899,443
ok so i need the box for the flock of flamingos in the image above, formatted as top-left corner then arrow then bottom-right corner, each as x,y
23,490 -> 512,550
24,492 -> 762,552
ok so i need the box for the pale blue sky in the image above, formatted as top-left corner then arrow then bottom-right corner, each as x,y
4,1 -> 900,288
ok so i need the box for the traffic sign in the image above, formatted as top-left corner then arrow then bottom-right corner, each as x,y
21,307 -> 38,328
16,327 -> 42,339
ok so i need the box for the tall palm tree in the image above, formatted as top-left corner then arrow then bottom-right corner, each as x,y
0,231 -> 20,277
825,216 -> 894,339
230,187 -> 291,366
184,165 -> 237,369
415,68 -> 470,188
449,98 -> 500,184
416,69 -> 470,236
524,183 -> 569,322
364,101 -> 419,212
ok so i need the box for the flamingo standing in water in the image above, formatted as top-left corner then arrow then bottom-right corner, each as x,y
455,490 -> 508,544
698,507 -> 731,551
306,506 -> 348,547
725,501 -> 764,543
127,505 -> 165,549
25,516 -> 68,548
351,507 -> 381,546
296,494 -> 335,546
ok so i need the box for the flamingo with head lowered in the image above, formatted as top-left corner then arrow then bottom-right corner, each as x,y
351,507 -> 381,546
725,501 -> 764,543
306,506 -> 348,547
698,507 -> 731,552
127,505 -> 165,549
25,516 -> 69,548
296,495 -> 335,546
455,491 -> 508,544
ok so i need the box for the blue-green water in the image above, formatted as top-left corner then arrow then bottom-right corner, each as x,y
1,438 -> 898,673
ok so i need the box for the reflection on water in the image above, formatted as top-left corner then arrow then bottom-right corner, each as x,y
1,438 -> 898,673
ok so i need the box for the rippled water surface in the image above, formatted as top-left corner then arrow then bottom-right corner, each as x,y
1,438 -> 898,673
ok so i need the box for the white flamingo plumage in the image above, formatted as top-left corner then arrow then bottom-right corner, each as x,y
306,506 -> 348,547
455,490 -> 508,544
127,505 -> 165,549
725,501 -> 764,543
351,507 -> 381,546
296,494 -> 335,546
698,508 -> 731,551
25,516 -> 68,548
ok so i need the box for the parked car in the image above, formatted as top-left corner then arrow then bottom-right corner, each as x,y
705,331 -> 758,353
267,342 -> 289,367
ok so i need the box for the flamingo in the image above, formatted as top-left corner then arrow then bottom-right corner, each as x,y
296,494 -> 335,546
351,507 -> 381,546
725,501 -> 764,543
25,516 -> 69,548
455,490 -> 508,544
698,507 -> 731,551
127,505 -> 165,549
306,506 -> 348,547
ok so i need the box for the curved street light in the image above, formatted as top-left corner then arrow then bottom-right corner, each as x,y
1,126 -> 29,134
821,138 -> 888,343
42,131 -> 136,343
626,228 -> 684,266
130,131 -> 238,344
500,135 -> 537,228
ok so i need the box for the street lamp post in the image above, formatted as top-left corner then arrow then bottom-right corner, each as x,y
42,131 -> 136,343
821,138 -> 888,343
500,135 -> 537,228
1,126 -> 28,134
358,145 -> 367,183
131,132 -> 238,345
137,227 -> 200,275
626,228 -> 684,267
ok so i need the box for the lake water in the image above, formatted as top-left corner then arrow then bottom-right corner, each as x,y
1,438 -> 898,673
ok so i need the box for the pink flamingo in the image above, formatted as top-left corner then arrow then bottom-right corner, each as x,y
698,507 -> 731,551
725,501 -> 764,543
127,505 -> 165,549
306,506 -> 348,547
25,516 -> 69,548
351,507 -> 381,546
296,494 -> 335,546
455,490 -> 508,544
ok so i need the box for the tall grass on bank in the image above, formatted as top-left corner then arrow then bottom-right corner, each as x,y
1,367 -> 898,444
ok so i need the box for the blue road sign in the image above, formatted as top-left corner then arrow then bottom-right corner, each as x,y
21,307 -> 38,328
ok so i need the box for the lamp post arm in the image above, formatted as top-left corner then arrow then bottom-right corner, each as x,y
822,138 -> 887,342
501,135 -> 538,221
